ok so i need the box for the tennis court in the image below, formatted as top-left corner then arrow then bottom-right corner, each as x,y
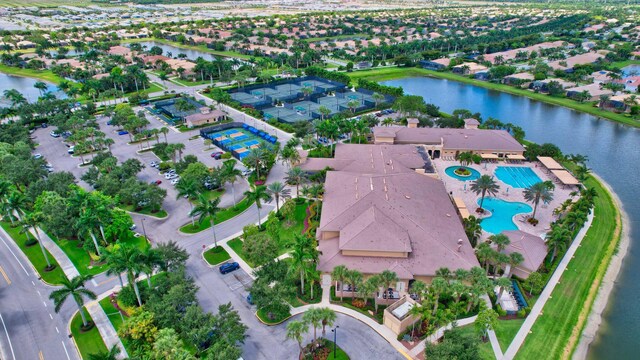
204,126 -> 277,159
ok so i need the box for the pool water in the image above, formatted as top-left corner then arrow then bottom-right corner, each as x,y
495,166 -> 542,188
478,197 -> 532,234
445,166 -> 481,181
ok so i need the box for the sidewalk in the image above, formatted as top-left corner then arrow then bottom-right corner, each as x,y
30,227 -> 80,279
503,210 -> 595,359
85,300 -> 128,359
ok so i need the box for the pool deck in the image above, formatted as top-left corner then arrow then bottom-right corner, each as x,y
433,159 -> 574,240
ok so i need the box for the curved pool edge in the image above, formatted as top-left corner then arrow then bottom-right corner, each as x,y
574,173 -> 629,359
477,197 -> 533,234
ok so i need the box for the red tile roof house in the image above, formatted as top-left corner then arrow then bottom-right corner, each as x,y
308,144 -> 480,302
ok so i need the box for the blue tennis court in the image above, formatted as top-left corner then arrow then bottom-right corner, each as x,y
204,127 -> 277,160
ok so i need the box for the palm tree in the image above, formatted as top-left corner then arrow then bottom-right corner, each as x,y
523,182 -> 554,221
49,275 -> 97,328
331,265 -> 348,301
101,246 -> 126,287
190,194 -> 221,248
476,242 -> 495,274
457,151 -> 474,167
286,320 -> 308,353
379,270 -> 399,293
176,178 -> 200,226
159,127 -> 169,143
319,308 -> 337,336
408,304 -> 423,339
318,105 -> 331,120
302,307 -> 323,346
488,233 -> 510,252
243,185 -> 272,227
5,190 -> 26,225
267,182 -> 291,213
3,89 -> 26,108
505,252 -> 524,277
495,277 -> 513,300
243,147 -> 269,180
462,216 -> 482,248
471,175 -> 500,211
118,245 -> 144,306
372,92 -> 385,107
88,345 -> 121,360
285,167 -> 306,197
290,234 -> 312,294
345,269 -> 362,297
139,246 -> 161,288
429,277 -> 448,314
77,210 -> 102,256
547,225 -> 571,263
34,81 -> 48,97
22,212 -> 54,270
173,143 -> 186,161
221,160 -> 242,206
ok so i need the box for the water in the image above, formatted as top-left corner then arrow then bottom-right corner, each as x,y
478,197 -> 533,234
0,73 -> 65,106
621,65 -> 640,77
132,41 -> 218,62
382,76 -> 640,358
444,166 -> 480,181
495,166 -> 542,189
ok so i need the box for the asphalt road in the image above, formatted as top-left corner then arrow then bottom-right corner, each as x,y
0,229 -> 79,360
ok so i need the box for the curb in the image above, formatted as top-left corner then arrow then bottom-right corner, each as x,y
67,310 -> 83,360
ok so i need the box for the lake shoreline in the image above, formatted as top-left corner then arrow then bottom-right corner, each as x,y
573,173 -> 630,359
347,67 -> 640,129
0,64 -> 64,84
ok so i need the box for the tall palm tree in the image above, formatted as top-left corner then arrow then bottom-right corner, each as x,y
118,245 -> 144,307
345,269 -> 362,296
221,160 -> 242,206
243,185 -> 272,227
488,233 -> 510,252
175,178 -> 200,226
77,210 -> 102,256
286,320 -> 308,352
523,182 -> 554,221
470,175 -> 500,211
429,277 -> 449,314
22,212 -> 53,270
495,277 -> 513,300
547,225 -> 571,263
159,127 -> 169,143
319,308 -> 337,336
34,81 -> 48,97
139,246 -> 161,288
331,265 -> 348,301
243,147 -> 269,180
266,182 -> 290,213
49,275 -> 97,328
173,143 -> 186,161
5,190 -> 26,225
505,252 -> 524,277
475,242 -> 495,274
190,194 -> 221,248
290,234 -> 312,294
302,307 -> 323,346
101,246 -> 127,287
379,270 -> 399,293
285,167 -> 306,198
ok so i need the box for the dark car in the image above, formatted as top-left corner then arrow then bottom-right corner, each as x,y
246,294 -> 254,305
151,180 -> 162,185
211,151 -> 224,159
118,130 -> 129,135
219,262 -> 240,274
41,123 -> 48,128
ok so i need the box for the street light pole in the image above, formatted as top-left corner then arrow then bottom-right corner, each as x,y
331,326 -> 339,359
141,217 -> 148,240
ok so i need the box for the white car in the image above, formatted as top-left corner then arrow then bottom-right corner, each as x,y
168,173 -> 179,180
241,169 -> 252,177
33,153 -> 43,159
164,172 -> 175,179
170,178 -> 180,185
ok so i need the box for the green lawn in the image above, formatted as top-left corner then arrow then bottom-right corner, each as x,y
256,307 -> 290,325
170,77 -> 212,87
274,201 -> 309,249
323,339 -> 350,360
71,309 -> 108,360
55,235 -> 149,276
0,221 -> 67,285
98,296 -> 125,331
347,67 -> 640,128
179,198 -> 254,234
494,319 -> 525,352
515,175 -> 621,359
120,204 -> 168,218
227,238 -> 254,267
0,64 -> 66,84
609,59 -> 640,69
203,246 -> 231,265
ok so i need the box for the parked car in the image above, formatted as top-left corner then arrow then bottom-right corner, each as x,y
50,131 -> 60,138
151,180 -> 162,185
33,154 -> 42,159
241,169 -> 252,177
41,123 -> 48,128
118,130 -> 129,135
219,262 -> 240,274
246,294 -> 254,305
130,224 -> 137,230
211,151 -> 224,159
150,161 -> 158,167
68,146 -> 75,154
170,178 -> 180,185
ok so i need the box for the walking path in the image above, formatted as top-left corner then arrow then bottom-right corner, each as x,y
85,299 -> 128,359
30,227 -> 80,279
502,210 -> 595,360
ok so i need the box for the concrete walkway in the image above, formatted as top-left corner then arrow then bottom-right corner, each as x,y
31,227 -> 81,279
85,299 -> 128,359
502,210 -> 595,359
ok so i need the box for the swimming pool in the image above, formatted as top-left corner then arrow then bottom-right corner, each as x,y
478,197 -> 532,234
495,166 -> 542,188
445,166 -> 481,181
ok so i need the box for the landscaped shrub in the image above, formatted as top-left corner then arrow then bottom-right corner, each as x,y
221,152 -> 232,159
351,299 -> 366,308
158,162 -> 172,172
118,285 -> 149,307
496,304 -> 507,317
517,308 -> 526,318
24,237 -> 38,247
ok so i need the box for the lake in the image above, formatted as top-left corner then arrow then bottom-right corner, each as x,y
131,41 -> 218,62
382,76 -> 640,359
0,72 -> 65,106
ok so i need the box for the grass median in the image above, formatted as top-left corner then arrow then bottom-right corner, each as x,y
71,309 -> 108,360
203,246 -> 231,266
179,198 -> 253,234
347,67 -> 640,128
0,221 -> 67,285
515,175 -> 621,359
